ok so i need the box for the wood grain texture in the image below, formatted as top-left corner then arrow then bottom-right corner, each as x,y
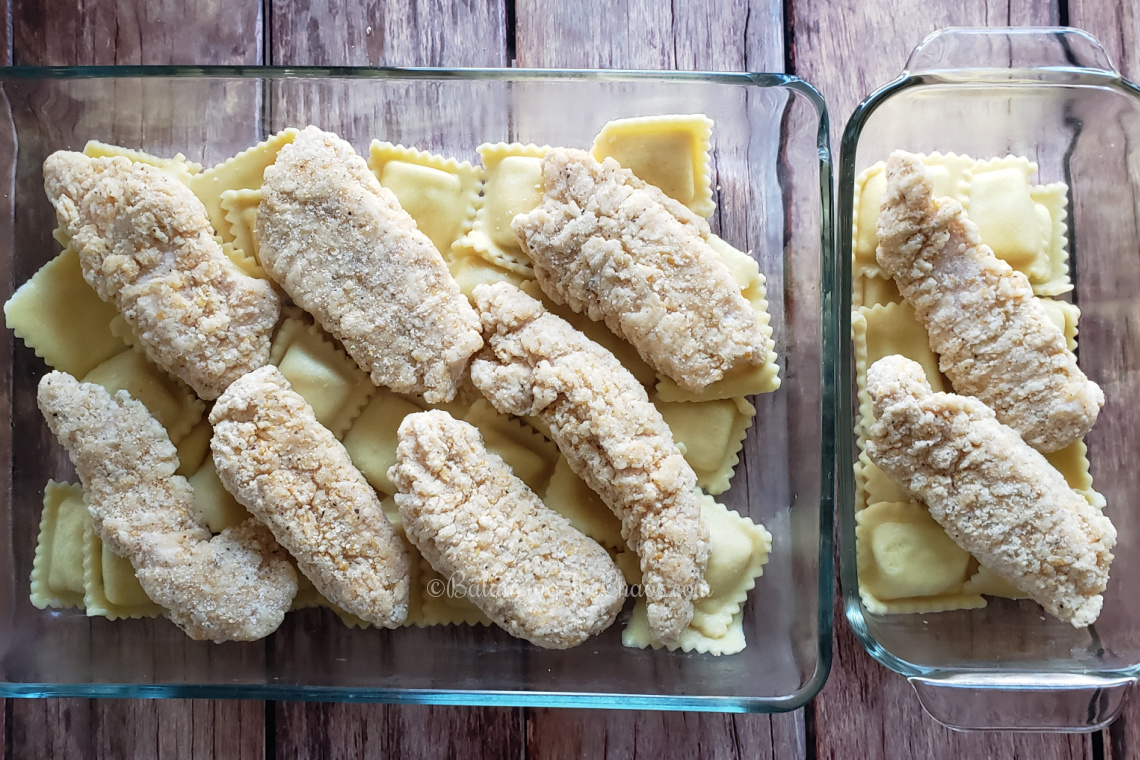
1070,0 -> 1139,80
12,0 -> 263,66
273,703 -> 523,760
5,3 -> 267,760
269,0 -> 508,66
788,0 -> 1058,146
526,709 -> 805,760
515,0 -> 782,71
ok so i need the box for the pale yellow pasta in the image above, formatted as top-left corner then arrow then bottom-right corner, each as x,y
270,318 -> 376,439
446,249 -> 529,302
82,140 -> 201,184
189,458 -> 253,533
175,418 -> 213,477
852,273 -> 902,309
368,142 -> 482,256
83,523 -> 163,620
30,481 -> 87,611
1046,439 -> 1106,510
415,557 -> 493,627
856,501 -> 984,614
219,188 -> 264,263
860,452 -> 910,508
4,246 -> 126,377
1038,297 -> 1079,352
542,456 -> 625,549
1030,182 -> 1071,296
291,573 -> 328,611
221,236 -> 268,280
81,348 -> 206,444
461,400 -> 559,496
451,143 -> 548,274
590,114 -> 715,217
622,495 -> 771,655
655,396 -> 755,495
853,302 -> 944,447
188,128 -> 299,242
962,563 -> 1029,600
107,314 -> 140,349
654,235 -> 780,401
341,388 -> 425,495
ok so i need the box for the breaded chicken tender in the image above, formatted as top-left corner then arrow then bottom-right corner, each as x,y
37,371 -> 297,642
866,355 -> 1115,627
875,151 -> 1103,452
512,148 -> 767,392
257,126 -> 482,404
469,283 -> 709,642
43,152 -> 280,400
390,410 -> 626,649
210,365 -> 412,628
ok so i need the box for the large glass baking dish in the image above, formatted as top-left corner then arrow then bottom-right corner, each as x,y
0,68 -> 833,711
838,28 -> 1140,731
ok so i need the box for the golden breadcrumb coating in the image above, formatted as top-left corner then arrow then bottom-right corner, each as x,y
37,371 -> 296,642
390,410 -> 626,649
875,151 -> 1102,452
43,152 -> 281,400
866,355 -> 1115,628
257,126 -> 483,404
512,148 -> 767,392
469,283 -> 709,642
210,365 -> 412,628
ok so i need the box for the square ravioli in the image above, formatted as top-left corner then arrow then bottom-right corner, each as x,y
83,522 -> 163,620
654,396 -> 755,496
4,245 -> 127,377
81,348 -> 206,443
622,495 -> 771,655
269,318 -> 376,439
591,114 -> 715,217
451,143 -> 549,275
30,481 -> 88,611
367,142 -> 482,256
188,128 -> 299,247
855,501 -> 984,614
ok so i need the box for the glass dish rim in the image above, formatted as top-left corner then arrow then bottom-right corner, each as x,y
0,66 -> 836,711
835,58 -> 1140,683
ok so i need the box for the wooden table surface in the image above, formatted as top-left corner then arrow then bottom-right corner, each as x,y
3,0 -> 1138,758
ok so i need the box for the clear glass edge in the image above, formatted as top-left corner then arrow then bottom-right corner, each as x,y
836,66 -> 1140,685
0,68 -> 836,711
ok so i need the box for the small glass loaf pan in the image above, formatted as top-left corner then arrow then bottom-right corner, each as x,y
837,27 -> 1140,731
0,68 -> 833,711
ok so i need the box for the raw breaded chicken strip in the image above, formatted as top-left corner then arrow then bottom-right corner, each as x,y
875,151 -> 1103,452
469,283 -> 709,642
512,148 -> 767,392
866,355 -> 1115,627
43,152 -> 281,400
37,371 -> 297,642
390,410 -> 626,649
257,126 -> 482,404
210,365 -> 412,628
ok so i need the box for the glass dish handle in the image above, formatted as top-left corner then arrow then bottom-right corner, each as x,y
909,673 -> 1137,732
904,27 -> 1119,79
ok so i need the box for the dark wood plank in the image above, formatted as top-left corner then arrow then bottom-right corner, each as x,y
1069,0 -> 1139,81
269,0 -> 508,66
6,3 -> 266,760
12,0 -> 263,66
514,0 -> 781,70
274,703 -> 522,760
1066,9 -> 1140,758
